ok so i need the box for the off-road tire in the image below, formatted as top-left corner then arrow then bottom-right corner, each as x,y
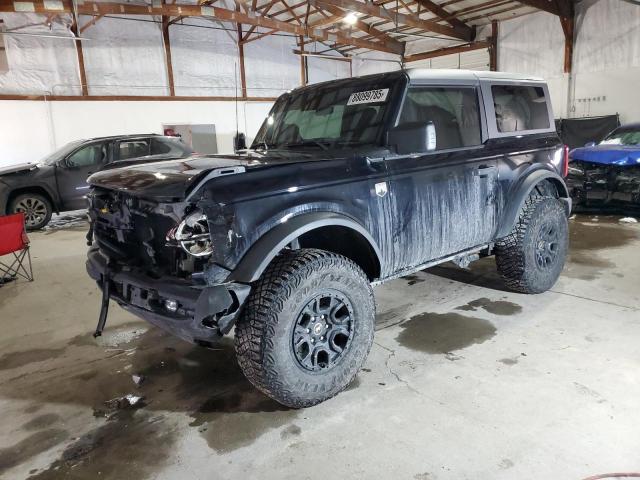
234,248 -> 375,408
495,193 -> 568,294
9,193 -> 53,230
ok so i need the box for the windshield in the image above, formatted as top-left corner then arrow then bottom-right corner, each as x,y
40,140 -> 85,165
252,78 -> 399,150
600,128 -> 640,146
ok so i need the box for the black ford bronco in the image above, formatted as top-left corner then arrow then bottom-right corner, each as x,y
86,69 -> 571,407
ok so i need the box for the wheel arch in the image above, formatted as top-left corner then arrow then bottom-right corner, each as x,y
228,212 -> 382,283
6,186 -> 58,214
497,169 -> 571,239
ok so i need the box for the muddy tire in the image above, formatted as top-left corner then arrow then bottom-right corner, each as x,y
495,193 -> 568,294
234,248 -> 375,408
10,193 -> 52,230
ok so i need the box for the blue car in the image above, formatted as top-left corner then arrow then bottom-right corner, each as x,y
567,123 -> 640,211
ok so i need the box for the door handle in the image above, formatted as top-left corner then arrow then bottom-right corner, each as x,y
366,156 -> 385,171
476,164 -> 496,177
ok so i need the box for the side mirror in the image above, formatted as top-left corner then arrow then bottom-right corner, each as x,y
234,132 -> 247,152
584,141 -> 596,147
387,122 -> 436,155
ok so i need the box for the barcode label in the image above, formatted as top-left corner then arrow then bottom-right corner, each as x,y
347,88 -> 389,105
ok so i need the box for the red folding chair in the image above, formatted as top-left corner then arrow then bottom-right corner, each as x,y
0,212 -> 34,283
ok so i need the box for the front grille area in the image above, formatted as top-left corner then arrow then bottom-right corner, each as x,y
90,189 -> 186,276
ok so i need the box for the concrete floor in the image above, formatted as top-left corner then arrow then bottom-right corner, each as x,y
0,214 -> 639,480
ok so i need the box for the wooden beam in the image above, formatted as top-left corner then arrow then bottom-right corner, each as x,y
299,35 -> 306,86
489,19 -> 498,71
236,20 -> 247,97
0,94 -> 279,101
309,0 -> 472,40
161,15 -> 175,96
319,3 -> 404,54
69,15 -> 88,96
0,0 -> 403,54
557,0 -> 574,73
293,49 -> 352,61
413,0 -> 473,34
404,40 -> 490,63
515,0 -> 560,16
240,28 -> 278,44
80,14 -> 103,33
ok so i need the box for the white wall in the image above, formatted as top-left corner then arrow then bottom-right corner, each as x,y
0,99 -> 273,166
497,0 -> 640,123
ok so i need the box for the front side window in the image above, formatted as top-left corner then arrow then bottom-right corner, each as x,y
66,143 -> 105,168
397,87 -> 482,150
252,79 -> 399,150
118,140 -> 151,160
491,85 -> 550,133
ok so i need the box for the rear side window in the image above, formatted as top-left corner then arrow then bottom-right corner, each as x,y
118,140 -> 151,160
150,138 -> 191,156
491,85 -> 550,132
397,87 -> 482,150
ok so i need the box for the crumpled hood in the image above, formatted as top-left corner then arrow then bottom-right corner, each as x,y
0,162 -> 38,176
87,153 -> 311,200
570,145 -> 640,167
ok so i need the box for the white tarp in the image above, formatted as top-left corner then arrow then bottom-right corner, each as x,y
170,18 -> 239,97
79,14 -> 168,96
0,13 -> 81,94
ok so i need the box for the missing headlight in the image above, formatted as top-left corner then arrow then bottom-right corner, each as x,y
168,210 -> 213,257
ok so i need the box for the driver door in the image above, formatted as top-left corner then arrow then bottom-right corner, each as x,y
384,85 -> 499,273
57,141 -> 108,210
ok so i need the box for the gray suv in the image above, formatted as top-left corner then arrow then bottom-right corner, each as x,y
0,134 -> 194,229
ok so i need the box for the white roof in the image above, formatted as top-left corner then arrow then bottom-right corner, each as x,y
405,68 -> 546,83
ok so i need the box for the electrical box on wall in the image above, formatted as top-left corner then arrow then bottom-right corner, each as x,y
162,124 -> 218,155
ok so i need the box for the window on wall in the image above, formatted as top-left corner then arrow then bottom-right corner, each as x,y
491,85 -> 550,133
397,87 -> 482,150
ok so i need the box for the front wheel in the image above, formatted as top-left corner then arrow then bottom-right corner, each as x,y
495,194 -> 568,294
10,193 -> 52,230
234,249 -> 375,408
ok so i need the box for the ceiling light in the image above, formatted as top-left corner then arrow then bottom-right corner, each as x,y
343,12 -> 359,25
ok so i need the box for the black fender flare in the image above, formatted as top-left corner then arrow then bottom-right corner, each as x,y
227,212 -> 383,283
496,169 -> 572,239
6,183 -> 60,213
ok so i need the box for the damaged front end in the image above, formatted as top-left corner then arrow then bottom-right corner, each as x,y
567,161 -> 640,213
86,188 -> 250,346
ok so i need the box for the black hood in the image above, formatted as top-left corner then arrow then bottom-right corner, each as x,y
87,152 -> 319,200
0,162 -> 40,176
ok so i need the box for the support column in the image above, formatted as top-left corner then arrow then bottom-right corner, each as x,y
237,22 -> 248,99
489,20 -> 498,71
299,35 -> 306,86
162,15 -> 175,96
70,16 -> 88,95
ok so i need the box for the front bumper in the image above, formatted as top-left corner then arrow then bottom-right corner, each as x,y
86,247 -> 250,345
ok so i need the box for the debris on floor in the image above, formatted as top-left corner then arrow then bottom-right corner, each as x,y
619,217 -> 638,223
95,394 -> 146,418
44,210 -> 88,231
132,373 -> 145,386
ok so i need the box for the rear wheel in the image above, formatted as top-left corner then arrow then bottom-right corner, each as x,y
234,249 -> 375,408
10,193 -> 52,230
495,193 -> 568,294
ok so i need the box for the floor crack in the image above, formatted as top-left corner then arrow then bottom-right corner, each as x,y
374,341 -> 421,395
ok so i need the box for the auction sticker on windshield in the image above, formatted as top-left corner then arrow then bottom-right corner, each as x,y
347,88 -> 389,106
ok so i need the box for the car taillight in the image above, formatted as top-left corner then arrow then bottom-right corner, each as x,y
562,145 -> 569,177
